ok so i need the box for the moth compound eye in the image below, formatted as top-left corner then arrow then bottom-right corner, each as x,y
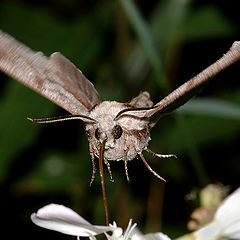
95,128 -> 100,140
112,125 -> 122,139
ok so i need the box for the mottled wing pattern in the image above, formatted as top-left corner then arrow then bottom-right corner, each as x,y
0,30 -> 100,115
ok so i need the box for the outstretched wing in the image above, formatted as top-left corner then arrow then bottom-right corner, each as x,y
115,41 -> 240,126
0,30 -> 100,115
127,91 -> 153,108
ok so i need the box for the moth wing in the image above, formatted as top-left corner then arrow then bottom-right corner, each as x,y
115,81 -> 205,124
50,52 -> 100,110
115,77 -> 207,123
116,41 -> 240,126
146,78 -> 208,125
128,91 -> 153,108
0,30 -> 100,115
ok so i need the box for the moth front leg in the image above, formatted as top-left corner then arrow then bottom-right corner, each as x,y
123,135 -> 130,182
103,158 -> 114,182
88,140 -> 96,186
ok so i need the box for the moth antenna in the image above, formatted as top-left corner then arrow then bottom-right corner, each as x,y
27,115 -> 96,124
138,152 -> 166,182
89,141 -> 96,186
104,158 -> 114,182
146,148 -> 177,159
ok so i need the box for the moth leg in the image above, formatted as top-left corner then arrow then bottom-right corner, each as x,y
89,141 -> 96,186
124,149 -> 130,182
138,152 -> 166,182
123,136 -> 130,182
133,142 -> 166,181
146,148 -> 177,159
104,159 -> 114,182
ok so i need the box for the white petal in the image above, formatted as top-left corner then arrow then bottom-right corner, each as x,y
194,221 -> 221,240
34,203 -> 91,224
132,229 -> 171,240
131,229 -> 143,240
144,232 -> 171,240
194,187 -> 240,240
31,204 -> 115,237
126,220 -> 171,240
215,187 -> 240,238
221,220 -> 240,239
216,187 -> 240,222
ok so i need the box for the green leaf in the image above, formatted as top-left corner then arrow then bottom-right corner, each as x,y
119,0 -> 166,90
0,81 -> 56,183
184,5 -> 236,41
178,97 -> 240,119
12,151 -> 85,194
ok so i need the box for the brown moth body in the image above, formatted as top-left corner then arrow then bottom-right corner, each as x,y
86,99 -> 151,161
84,95 -> 168,182
84,95 -> 170,183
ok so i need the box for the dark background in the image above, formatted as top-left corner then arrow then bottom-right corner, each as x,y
0,0 -> 240,239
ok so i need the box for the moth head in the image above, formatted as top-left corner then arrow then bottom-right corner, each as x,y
86,102 -> 125,153
87,122 -> 123,148
95,124 -> 122,142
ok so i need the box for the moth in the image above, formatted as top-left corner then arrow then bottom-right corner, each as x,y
0,30 -> 240,183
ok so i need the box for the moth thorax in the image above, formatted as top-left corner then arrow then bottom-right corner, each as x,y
85,101 -> 151,161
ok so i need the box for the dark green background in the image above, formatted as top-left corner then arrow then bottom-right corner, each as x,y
0,0 -> 240,239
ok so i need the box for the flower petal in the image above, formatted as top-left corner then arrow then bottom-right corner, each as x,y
194,187 -> 240,240
31,204 -> 115,237
131,231 -> 171,240
223,220 -> 240,239
215,187 -> 240,238
131,229 -> 171,240
144,232 -> 171,240
194,221 -> 221,240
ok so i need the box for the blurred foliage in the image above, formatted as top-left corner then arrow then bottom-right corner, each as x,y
0,0 -> 240,240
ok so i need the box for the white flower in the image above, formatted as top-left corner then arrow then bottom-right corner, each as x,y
133,231 -> 171,240
31,203 -> 170,240
194,187 -> 240,240
31,204 -> 116,237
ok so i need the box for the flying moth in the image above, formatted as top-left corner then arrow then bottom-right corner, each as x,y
0,30 -> 240,183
